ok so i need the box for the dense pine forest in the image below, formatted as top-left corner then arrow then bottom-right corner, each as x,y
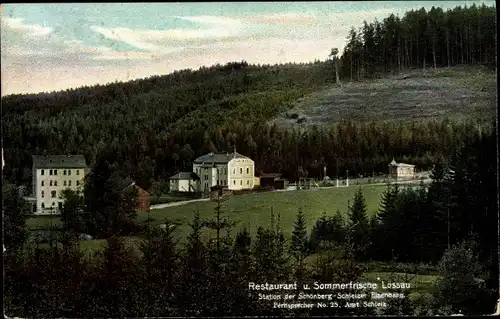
337,3 -> 497,79
2,3 -> 498,317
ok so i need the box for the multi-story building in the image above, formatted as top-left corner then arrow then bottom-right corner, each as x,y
193,151 -> 255,192
169,150 -> 255,193
32,155 -> 87,214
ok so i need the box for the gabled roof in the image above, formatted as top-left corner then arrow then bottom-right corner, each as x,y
193,152 -> 249,164
394,163 -> 415,168
169,172 -> 200,180
260,173 -> 282,179
32,155 -> 87,169
388,159 -> 414,168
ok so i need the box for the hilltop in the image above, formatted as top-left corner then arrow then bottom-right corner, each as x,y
274,65 -> 497,127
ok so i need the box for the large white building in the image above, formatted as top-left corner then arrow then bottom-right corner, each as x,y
32,155 -> 87,214
169,151 -> 255,193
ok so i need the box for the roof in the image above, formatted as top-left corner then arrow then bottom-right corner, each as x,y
193,151 -> 249,164
388,159 -> 414,168
32,155 -> 87,169
134,184 -> 151,195
260,173 -> 282,179
394,163 -> 415,168
169,172 -> 200,180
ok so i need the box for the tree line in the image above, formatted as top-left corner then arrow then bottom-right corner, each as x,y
3,125 -> 498,316
336,3 -> 496,81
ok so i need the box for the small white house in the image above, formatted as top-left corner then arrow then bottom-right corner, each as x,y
168,172 -> 200,192
388,159 -> 416,180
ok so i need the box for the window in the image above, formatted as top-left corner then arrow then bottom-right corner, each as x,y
68,170 -> 71,176
41,191 -> 45,198
54,169 -> 58,175
52,202 -> 55,207
51,190 -> 56,198
49,169 -> 53,175
233,180 -> 236,185
41,203 -> 45,209
240,180 -> 242,185
217,168 -> 219,174
54,181 -> 58,186
76,170 -> 80,176
50,180 -> 53,186
76,181 -> 80,186
41,181 -> 44,186
233,169 -> 235,174
240,168 -> 242,174
69,180 -> 72,186
247,180 -> 249,185
64,181 -> 67,186
247,168 -> 249,174
41,170 -> 45,175
63,170 -> 66,175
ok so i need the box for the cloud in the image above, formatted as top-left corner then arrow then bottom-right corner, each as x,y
175,15 -> 242,26
1,17 -> 53,36
241,12 -> 320,25
89,16 -> 246,51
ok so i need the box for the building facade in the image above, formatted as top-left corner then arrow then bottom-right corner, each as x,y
193,151 -> 255,192
169,172 -> 200,192
388,159 -> 416,180
32,155 -> 87,214
135,185 -> 151,212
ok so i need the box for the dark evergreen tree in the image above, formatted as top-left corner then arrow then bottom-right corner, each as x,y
177,212 -> 210,316
60,189 -> 86,234
3,182 -> 30,253
84,157 -> 139,238
348,188 -> 370,260
139,218 -> 180,316
290,209 -> 309,268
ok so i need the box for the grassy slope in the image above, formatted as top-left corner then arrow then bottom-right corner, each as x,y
273,66 -> 497,127
27,184 -> 387,239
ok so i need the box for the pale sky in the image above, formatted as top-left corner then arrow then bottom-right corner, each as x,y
0,1 -> 493,96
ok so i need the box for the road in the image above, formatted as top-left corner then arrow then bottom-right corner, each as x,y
150,178 -> 432,210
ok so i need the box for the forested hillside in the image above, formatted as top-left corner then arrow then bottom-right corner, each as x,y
1,4 -> 496,192
337,3 -> 496,79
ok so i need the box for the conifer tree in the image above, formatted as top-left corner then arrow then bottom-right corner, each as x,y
139,218 -> 179,316
178,212 -> 210,316
348,188 -> 370,260
290,209 -> 309,263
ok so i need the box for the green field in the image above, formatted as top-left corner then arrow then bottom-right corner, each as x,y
143,185 -> 386,240
27,184 -> 387,245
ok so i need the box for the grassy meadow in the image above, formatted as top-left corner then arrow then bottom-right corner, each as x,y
27,184 -> 387,244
